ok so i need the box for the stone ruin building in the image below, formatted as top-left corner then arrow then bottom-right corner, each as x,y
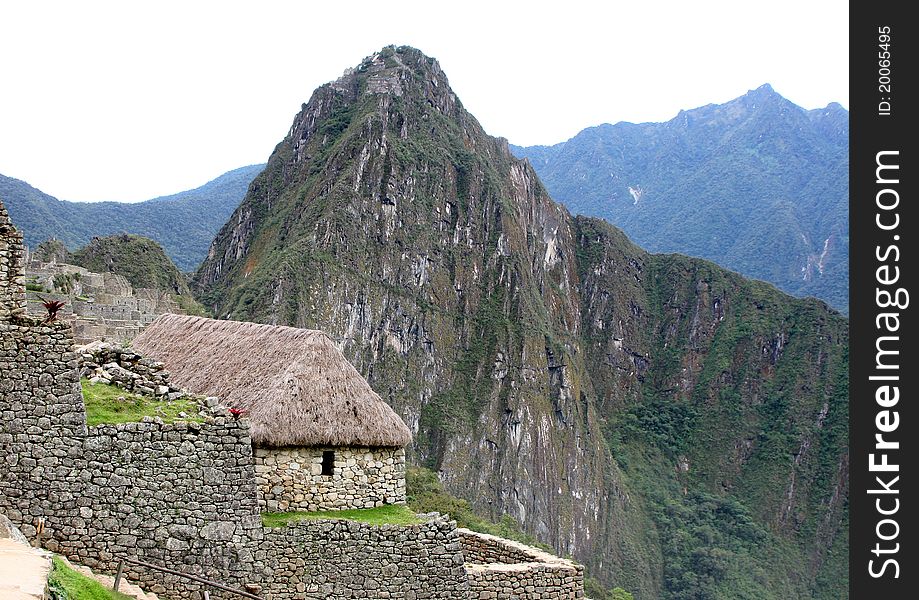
24,248 -> 184,345
0,198 -> 586,600
131,313 -> 412,513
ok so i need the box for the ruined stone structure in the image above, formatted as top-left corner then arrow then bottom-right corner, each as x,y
0,200 -> 585,600
0,203 -> 26,321
459,529 -> 585,599
78,341 -> 185,399
23,256 -> 183,344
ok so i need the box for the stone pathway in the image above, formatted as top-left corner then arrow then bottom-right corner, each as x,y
0,537 -> 52,600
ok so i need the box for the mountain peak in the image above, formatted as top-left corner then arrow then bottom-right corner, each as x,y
328,45 -> 454,103
280,45 -> 467,173
192,48 -> 849,598
739,83 -> 787,107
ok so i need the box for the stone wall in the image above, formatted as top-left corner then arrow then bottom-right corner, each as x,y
0,203 -> 26,320
255,446 -> 406,512
0,316 -> 261,598
458,529 -> 584,600
0,319 -> 88,541
56,419 -> 265,599
459,530 -> 540,565
260,516 -> 469,600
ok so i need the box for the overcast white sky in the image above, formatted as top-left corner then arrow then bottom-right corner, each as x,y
0,1 -> 848,202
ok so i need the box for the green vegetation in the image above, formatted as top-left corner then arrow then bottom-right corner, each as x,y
173,290 -> 210,317
25,282 -> 46,292
406,467 -> 549,550
584,583 -> 636,600
81,379 -> 202,426
70,234 -> 193,295
53,273 -> 76,294
262,505 -> 424,527
2,164 -> 263,272
47,556 -> 133,600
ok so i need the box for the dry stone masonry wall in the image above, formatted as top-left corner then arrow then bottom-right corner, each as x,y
58,419 -> 265,598
459,529 -> 585,600
0,319 -> 88,541
0,204 -> 26,320
255,447 -> 406,512
260,517 -> 469,600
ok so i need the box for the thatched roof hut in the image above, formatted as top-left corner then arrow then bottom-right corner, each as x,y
132,314 -> 412,448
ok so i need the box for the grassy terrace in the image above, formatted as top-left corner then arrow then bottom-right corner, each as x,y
262,505 -> 425,528
81,378 -> 204,427
48,556 -> 134,600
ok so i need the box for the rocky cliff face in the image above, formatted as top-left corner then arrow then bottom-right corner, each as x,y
194,46 -> 848,598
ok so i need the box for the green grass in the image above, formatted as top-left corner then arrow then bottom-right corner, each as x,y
47,556 -> 133,600
262,504 -> 425,527
81,378 -> 203,427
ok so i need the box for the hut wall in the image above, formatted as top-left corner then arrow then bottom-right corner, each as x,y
254,446 -> 407,512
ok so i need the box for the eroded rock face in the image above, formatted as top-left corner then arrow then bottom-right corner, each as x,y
193,46 -> 849,596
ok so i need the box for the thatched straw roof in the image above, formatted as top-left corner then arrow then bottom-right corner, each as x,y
131,314 -> 412,448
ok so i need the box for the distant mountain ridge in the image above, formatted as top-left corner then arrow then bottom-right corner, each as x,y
511,85 -> 849,313
0,164 -> 264,271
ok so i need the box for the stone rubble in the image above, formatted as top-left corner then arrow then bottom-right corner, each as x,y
76,340 -> 185,399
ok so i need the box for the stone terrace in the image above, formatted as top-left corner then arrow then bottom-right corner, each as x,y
23,254 -> 183,345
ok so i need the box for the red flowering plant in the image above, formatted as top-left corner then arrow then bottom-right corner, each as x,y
228,407 -> 246,421
38,296 -> 67,324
